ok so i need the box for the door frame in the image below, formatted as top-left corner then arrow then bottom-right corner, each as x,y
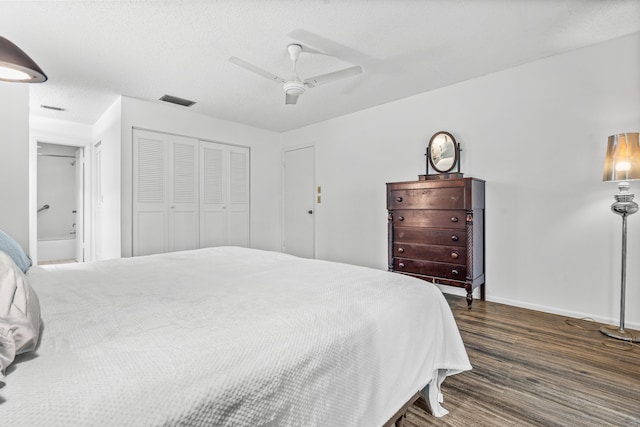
29,133 -> 92,264
281,143 -> 316,257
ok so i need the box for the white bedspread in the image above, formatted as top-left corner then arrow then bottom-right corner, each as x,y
1,247 -> 471,426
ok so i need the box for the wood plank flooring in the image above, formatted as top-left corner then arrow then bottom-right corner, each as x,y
406,295 -> 640,427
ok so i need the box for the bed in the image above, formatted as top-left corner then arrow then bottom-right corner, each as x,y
0,246 -> 471,426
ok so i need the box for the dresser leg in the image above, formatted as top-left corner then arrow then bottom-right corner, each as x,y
465,284 -> 473,309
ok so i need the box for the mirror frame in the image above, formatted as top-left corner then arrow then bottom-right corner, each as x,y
427,131 -> 459,174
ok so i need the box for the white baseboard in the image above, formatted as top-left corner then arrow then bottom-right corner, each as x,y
437,286 -> 639,330
486,296 -> 640,331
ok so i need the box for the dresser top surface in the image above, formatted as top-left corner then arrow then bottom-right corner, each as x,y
386,177 -> 485,189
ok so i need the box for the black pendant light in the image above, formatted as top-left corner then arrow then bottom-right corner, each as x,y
0,36 -> 47,83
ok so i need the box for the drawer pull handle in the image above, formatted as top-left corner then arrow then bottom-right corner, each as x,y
451,235 -> 459,242
398,216 -> 404,221
398,262 -> 406,269
451,216 -> 459,223
398,247 -> 405,253
451,269 -> 459,276
451,252 -> 459,259
396,196 -> 403,203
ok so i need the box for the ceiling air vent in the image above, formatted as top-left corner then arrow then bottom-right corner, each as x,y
40,104 -> 66,111
159,94 -> 196,107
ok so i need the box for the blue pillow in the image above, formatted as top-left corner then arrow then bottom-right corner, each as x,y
0,230 -> 32,273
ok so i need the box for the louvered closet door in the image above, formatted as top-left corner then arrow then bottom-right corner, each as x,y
133,130 -> 199,256
168,136 -> 199,252
133,130 -> 168,256
200,141 -> 250,247
227,145 -> 250,246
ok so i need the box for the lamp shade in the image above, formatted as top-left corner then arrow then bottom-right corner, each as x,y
0,36 -> 47,83
602,132 -> 640,182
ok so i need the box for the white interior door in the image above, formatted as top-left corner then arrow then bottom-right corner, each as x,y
283,145 -> 315,258
93,142 -> 103,260
74,147 -> 84,262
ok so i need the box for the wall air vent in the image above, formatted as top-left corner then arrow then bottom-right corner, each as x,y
40,104 -> 66,111
159,94 -> 196,107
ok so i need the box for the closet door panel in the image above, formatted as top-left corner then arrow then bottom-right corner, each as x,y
201,210 -> 227,247
228,210 -> 249,246
133,130 -> 168,256
227,146 -> 250,246
200,141 -> 227,246
229,149 -> 249,204
135,211 -> 166,256
172,211 -> 199,251
169,137 -> 199,251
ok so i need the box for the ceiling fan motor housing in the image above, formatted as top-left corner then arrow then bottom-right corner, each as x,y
284,80 -> 305,96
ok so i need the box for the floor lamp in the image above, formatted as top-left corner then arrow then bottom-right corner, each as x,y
601,132 -> 640,343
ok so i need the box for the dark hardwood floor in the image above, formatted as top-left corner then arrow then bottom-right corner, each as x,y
406,295 -> 640,427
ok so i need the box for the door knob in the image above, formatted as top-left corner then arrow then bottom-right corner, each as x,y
308,210 -> 313,214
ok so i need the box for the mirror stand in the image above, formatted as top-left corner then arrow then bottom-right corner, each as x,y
420,131 -> 463,180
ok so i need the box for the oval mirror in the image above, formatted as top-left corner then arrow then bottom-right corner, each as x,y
428,131 -> 458,173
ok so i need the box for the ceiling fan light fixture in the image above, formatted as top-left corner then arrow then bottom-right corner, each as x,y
284,81 -> 305,96
0,36 -> 47,83
287,44 -> 303,62
230,42 -> 362,106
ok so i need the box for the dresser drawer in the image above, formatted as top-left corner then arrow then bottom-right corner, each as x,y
392,209 -> 466,229
388,187 -> 464,210
393,258 -> 466,281
393,243 -> 466,263
394,227 -> 466,247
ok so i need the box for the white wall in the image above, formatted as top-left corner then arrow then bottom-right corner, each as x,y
281,32 -> 640,328
119,96 -> 282,257
31,116 -> 93,142
0,82 -> 30,251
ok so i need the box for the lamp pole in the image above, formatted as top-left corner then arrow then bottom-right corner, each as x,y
600,181 -> 639,342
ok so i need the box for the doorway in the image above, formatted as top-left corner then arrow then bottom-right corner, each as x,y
36,142 -> 85,264
282,145 -> 315,258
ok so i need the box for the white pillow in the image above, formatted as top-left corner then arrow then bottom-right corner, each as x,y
0,251 -> 41,383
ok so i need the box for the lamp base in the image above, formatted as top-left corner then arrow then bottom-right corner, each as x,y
599,325 -> 640,343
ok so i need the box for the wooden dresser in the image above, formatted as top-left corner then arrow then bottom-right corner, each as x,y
386,177 -> 485,307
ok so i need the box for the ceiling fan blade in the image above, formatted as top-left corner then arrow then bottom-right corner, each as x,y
304,66 -> 362,88
229,56 -> 286,84
285,93 -> 299,105
289,30 -> 365,62
298,43 -> 325,55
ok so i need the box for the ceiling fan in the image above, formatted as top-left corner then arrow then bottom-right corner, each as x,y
229,44 -> 362,105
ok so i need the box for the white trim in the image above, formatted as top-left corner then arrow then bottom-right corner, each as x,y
439,286 -> 639,329
29,132 -> 92,265
487,296 -> 640,330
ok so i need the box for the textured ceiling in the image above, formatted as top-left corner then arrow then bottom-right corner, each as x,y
1,0 -> 639,132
